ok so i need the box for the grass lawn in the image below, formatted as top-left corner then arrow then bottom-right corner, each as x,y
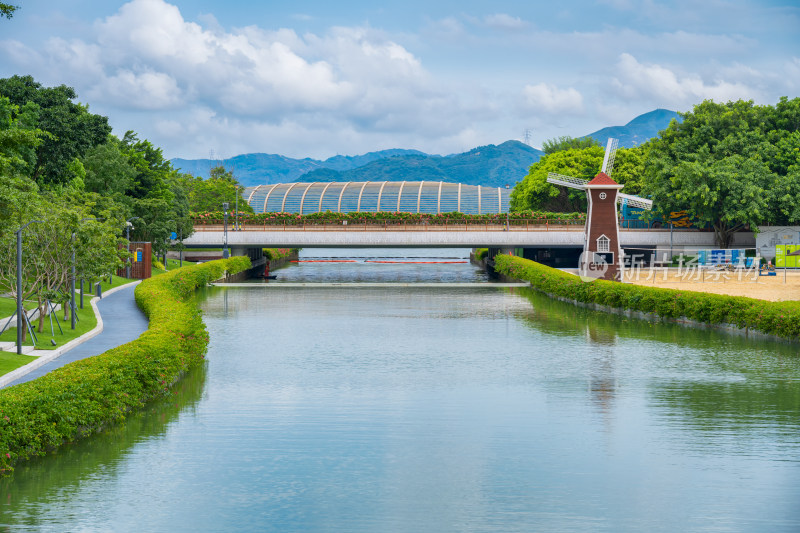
0,290 -> 99,352
152,257 -> 196,276
0,351 -> 35,376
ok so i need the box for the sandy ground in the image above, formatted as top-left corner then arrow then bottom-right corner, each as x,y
621,267 -> 800,301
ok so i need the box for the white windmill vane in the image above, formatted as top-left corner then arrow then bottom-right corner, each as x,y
545,138 -> 652,211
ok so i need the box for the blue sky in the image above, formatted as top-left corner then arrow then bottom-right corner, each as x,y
1,0 -> 798,160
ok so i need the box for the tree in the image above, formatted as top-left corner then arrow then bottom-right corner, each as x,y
641,98 -> 800,247
82,137 -> 137,196
1,3 -> 18,19
0,96 -> 44,182
510,146 -> 644,212
0,75 -> 111,187
542,136 -> 600,155
180,165 -> 254,214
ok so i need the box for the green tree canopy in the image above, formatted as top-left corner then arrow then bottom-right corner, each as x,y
641,97 -> 800,247
510,146 -> 644,212
1,3 -> 18,19
0,75 -> 111,186
82,136 -> 137,196
180,165 -> 254,214
542,135 -> 600,155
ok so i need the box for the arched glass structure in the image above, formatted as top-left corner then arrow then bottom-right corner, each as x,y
244,181 -> 510,214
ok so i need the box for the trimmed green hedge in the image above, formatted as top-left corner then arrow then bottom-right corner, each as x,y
494,254 -> 800,341
0,257 -> 251,477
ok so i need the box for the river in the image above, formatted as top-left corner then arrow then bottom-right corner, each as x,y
1,248 -> 799,532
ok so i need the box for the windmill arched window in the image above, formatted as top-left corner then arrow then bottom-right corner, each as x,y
597,234 -> 610,253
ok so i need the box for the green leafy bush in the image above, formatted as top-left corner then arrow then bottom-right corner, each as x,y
0,257 -> 251,476
494,254 -> 800,341
263,248 -> 298,260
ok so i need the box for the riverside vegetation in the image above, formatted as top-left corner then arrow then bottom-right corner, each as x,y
495,254 -> 800,342
0,257 -> 250,476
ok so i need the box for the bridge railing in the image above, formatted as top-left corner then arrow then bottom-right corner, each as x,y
191,217 -> 589,232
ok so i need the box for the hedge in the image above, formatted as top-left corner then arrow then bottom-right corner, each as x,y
193,210 -> 586,225
494,254 -> 800,341
0,256 -> 251,476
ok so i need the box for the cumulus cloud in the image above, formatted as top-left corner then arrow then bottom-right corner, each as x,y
521,83 -> 584,115
612,52 -> 759,105
0,0 -> 491,152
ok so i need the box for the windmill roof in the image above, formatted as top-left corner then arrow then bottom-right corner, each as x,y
588,172 -> 619,186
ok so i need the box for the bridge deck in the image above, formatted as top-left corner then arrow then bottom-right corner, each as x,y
184,223 -> 755,249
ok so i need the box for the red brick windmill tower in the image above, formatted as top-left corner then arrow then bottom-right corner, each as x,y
546,138 -> 653,281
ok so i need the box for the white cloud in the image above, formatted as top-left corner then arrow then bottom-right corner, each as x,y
521,83 -> 584,115
91,70 -> 183,110
612,52 -> 759,106
484,14 -> 529,31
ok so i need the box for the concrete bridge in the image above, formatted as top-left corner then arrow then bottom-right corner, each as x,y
184,222 -> 754,251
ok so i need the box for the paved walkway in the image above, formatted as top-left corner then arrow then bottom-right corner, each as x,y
0,282 -> 149,388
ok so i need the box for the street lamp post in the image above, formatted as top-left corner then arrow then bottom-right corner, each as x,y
125,216 -> 140,278
16,220 -> 43,355
223,202 -> 230,259
235,186 -> 239,231
164,220 -> 174,271
71,217 -> 99,330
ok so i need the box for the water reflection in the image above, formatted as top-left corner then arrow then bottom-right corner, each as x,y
0,365 -> 208,527
1,251 -> 799,532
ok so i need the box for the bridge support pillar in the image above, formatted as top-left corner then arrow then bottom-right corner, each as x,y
485,247 -> 516,278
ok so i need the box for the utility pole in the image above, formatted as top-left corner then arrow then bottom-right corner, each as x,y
223,202 -> 229,259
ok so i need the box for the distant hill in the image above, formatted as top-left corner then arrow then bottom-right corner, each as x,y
170,109 -> 679,187
171,149 -> 425,186
584,108 -> 680,148
299,141 -> 543,188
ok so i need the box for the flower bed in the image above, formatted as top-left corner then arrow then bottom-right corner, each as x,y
494,254 -> 800,341
0,256 -> 251,476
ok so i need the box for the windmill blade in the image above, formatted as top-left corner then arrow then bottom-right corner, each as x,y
546,173 -> 589,190
601,137 -> 619,176
617,192 -> 653,210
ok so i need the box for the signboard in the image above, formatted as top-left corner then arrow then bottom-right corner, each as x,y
755,226 -> 800,260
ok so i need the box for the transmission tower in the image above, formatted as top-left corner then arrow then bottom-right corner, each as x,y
523,129 -> 532,146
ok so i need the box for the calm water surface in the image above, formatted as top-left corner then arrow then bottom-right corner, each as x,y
1,249 -> 800,532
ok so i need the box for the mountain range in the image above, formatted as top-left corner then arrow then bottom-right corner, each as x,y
171,109 -> 680,188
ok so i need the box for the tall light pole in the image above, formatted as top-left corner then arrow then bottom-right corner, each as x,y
71,217 -> 99,330
223,202 -> 230,259
16,220 -> 43,355
125,216 -> 140,278
164,219 -> 174,270
234,186 -> 239,231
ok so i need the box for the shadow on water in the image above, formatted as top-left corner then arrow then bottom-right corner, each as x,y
0,364 -> 208,526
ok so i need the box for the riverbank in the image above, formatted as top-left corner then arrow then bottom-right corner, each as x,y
0,257 -> 251,476
494,255 -> 800,342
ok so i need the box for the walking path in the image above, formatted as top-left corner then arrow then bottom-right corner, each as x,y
0,282 -> 148,388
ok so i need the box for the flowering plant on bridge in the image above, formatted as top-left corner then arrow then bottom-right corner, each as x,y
190,210 -> 586,226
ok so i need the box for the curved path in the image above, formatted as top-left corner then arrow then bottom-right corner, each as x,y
0,282 -> 148,388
